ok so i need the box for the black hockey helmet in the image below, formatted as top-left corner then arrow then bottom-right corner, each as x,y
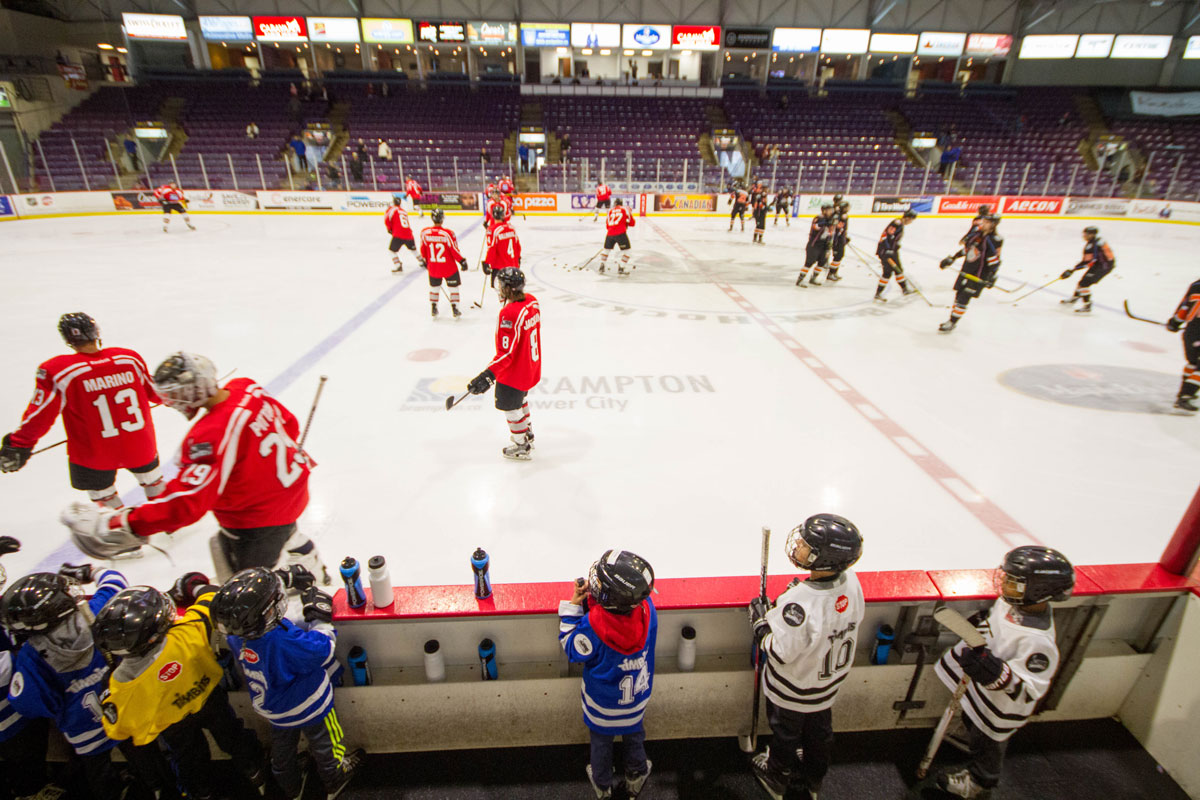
431,208 -> 445,225
982,213 -> 1000,226
92,586 -> 175,657
490,204 -> 506,222
786,514 -> 863,573
58,313 -> 99,347
392,195 -> 403,206
838,201 -> 850,212
977,204 -> 991,215
1083,225 -> 1099,236
496,267 -> 525,291
903,209 -> 918,220
820,201 -> 834,212
211,568 -> 288,639
1,572 -> 78,634
614,198 -> 624,207
832,193 -> 844,204
588,550 -> 655,614
997,546 -> 1075,606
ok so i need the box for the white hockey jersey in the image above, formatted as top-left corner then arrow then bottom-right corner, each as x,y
760,571 -> 865,714
935,599 -> 1059,742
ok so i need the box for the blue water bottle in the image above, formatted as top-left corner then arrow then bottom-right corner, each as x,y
340,557 -> 366,609
478,638 -> 498,680
871,623 -> 895,665
471,548 -> 492,600
347,645 -> 371,686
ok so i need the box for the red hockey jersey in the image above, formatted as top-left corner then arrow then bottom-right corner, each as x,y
419,225 -> 466,279
489,296 -> 541,392
605,206 -> 635,236
126,378 -> 309,535
405,179 -> 422,200
485,198 -> 512,229
9,348 -> 159,471
596,184 -> 612,202
485,223 -> 521,270
153,185 -> 185,205
499,178 -> 514,195
384,206 -> 413,239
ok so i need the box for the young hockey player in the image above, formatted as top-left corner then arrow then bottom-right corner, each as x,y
751,190 -> 770,244
60,352 -> 327,584
874,210 -> 918,301
1,312 -> 166,508
796,202 -> 836,286
599,198 -> 636,276
212,568 -> 363,800
593,181 -> 612,222
559,550 -> 657,800
826,200 -> 851,282
1058,226 -> 1115,313
1166,276 -> 1200,413
0,536 -> 50,800
468,268 -> 542,460
154,181 -> 194,232
747,514 -> 865,800
483,204 -> 522,288
94,578 -> 267,800
404,175 -> 424,217
933,546 -> 1076,798
773,188 -> 793,226
729,184 -> 750,232
420,208 -> 470,319
384,196 -> 416,273
938,214 -> 1002,332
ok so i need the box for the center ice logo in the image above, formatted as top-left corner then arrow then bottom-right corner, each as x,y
999,364 -> 1179,414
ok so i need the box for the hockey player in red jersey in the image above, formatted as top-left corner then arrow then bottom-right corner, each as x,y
1167,277 -> 1200,413
498,175 -> 515,196
599,199 -> 636,276
405,176 -> 424,217
383,196 -> 416,273
593,181 -> 612,222
153,181 -> 194,232
59,352 -> 328,582
420,209 -> 469,319
484,190 -> 512,232
1,313 -> 165,508
483,205 -> 521,288
468,268 -> 541,460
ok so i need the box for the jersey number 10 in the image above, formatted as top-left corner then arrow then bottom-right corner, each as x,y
817,638 -> 854,680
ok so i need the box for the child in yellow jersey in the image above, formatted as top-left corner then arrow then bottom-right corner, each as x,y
94,575 -> 266,800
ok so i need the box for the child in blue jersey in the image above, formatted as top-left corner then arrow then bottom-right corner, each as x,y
212,567 -> 363,800
559,549 -> 658,800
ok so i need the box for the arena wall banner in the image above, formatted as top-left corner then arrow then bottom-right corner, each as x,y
872,196 -> 934,214
1000,196 -> 1064,215
422,192 -> 480,211
653,193 -> 717,212
937,195 -> 1001,214
185,190 -> 260,211
111,191 -> 163,210
799,194 -> 872,215
0,196 -> 14,219
1064,197 -> 1128,216
13,191 -> 115,217
569,193 -> 636,210
511,193 -> 557,212
257,191 -> 335,211
1128,199 -> 1200,221
335,192 -> 397,212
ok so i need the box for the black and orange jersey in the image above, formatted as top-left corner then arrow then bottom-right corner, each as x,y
1171,279 -> 1200,326
833,211 -> 849,244
773,191 -> 792,210
730,189 -> 749,206
961,230 -> 1003,283
960,214 -> 986,244
876,218 -> 906,255
1079,237 -> 1115,272
807,215 -> 833,247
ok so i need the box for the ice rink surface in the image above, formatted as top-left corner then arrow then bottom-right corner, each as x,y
1,210 -> 1197,591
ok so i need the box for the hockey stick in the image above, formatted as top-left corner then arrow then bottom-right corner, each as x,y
739,526 -> 771,753
955,271 -> 1024,295
1005,275 -> 1064,304
298,375 -> 327,449
573,248 -> 604,272
916,608 -> 987,778
472,273 -> 490,309
851,243 -> 933,307
1123,300 -> 1168,326
444,391 -> 471,411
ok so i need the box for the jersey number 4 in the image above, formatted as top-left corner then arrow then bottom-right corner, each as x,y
93,389 -> 146,439
617,665 -> 650,705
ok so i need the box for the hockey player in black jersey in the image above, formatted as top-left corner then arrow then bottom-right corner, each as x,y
729,184 -> 750,232
938,214 -> 1002,332
751,190 -> 770,244
959,204 -> 991,245
934,546 -> 1075,798
1167,277 -> 1200,413
826,201 -> 851,282
796,203 -> 836,286
1058,226 -> 1115,314
772,189 -> 793,225
874,210 -> 918,301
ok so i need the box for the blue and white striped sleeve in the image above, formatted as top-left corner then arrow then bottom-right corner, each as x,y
88,569 -> 129,613
558,601 -> 598,664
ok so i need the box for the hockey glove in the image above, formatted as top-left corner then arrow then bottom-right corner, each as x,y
985,277 -> 996,289
459,258 -> 470,272
169,572 -> 214,607
748,597 -> 771,646
58,563 -> 94,584
0,434 -> 32,473
0,536 -> 20,556
482,261 -> 492,275
275,564 -> 316,594
468,370 -> 495,395
1059,269 -> 1075,280
418,256 -> 428,270
939,256 -> 957,269
1167,319 -> 1182,332
302,587 -> 334,624
956,646 -> 1010,689
60,503 -> 142,560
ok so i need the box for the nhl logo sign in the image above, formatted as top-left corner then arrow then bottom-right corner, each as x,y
158,661 -> 182,682
835,595 -> 849,613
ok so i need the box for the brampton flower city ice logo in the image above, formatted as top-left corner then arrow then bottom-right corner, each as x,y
633,26 -> 661,46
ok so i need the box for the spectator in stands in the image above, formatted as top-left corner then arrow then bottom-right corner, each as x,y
939,145 -> 961,178
380,82 -> 390,98
289,82 -> 298,98
289,136 -> 306,174
355,139 -> 368,161
366,83 -> 376,99
350,152 -> 364,184
516,143 -> 527,173
245,122 -> 259,140
779,94 -> 789,110
561,133 -> 572,163
1059,111 -> 1071,127
378,139 -> 392,161
124,136 -> 139,171
481,146 -> 492,165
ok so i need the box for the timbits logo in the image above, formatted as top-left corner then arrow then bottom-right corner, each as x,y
632,26 -> 661,46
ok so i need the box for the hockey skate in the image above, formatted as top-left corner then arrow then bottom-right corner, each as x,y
186,222 -> 196,231
391,265 -> 403,273
585,765 -> 612,799
1175,396 -> 1199,413
873,292 -> 887,303
502,435 -> 533,461
598,263 -> 606,274
939,318 -> 958,333
808,271 -> 823,286
1060,294 -> 1080,304
826,271 -> 841,282
750,750 -> 788,800
325,748 -> 365,800
901,284 -> 916,296
430,304 -> 439,318
1075,301 -> 1092,314
623,760 -> 652,798
796,273 -> 808,287
937,768 -> 991,799
452,305 -> 462,319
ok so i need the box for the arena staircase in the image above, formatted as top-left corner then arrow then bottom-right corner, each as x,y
324,102 -> 351,161
1073,94 -> 1151,195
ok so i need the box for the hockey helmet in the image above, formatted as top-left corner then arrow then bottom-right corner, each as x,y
1083,225 -> 1099,236
902,209 -> 918,220
838,201 -> 850,212
832,194 -> 844,205
588,550 -> 655,614
211,568 -> 288,639
996,546 -> 1075,606
1,572 -> 79,634
490,204 -> 506,222
495,267 -> 525,292
786,514 -> 863,573
92,586 -> 175,657
58,313 -> 99,347
977,204 -> 991,216
614,198 -> 624,207
431,208 -> 445,225
820,202 -> 834,212
154,352 -> 219,419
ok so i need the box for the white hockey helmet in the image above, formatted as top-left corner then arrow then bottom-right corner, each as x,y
153,352 -> 219,419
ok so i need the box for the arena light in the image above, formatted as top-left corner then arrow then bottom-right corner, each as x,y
641,49 -> 652,56
581,48 -> 593,54
98,43 -> 114,49
600,48 -> 611,55
117,47 -> 127,53
623,49 -> 634,55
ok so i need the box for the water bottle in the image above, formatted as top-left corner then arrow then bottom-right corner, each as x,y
471,548 -> 492,600
340,557 -> 366,609
367,555 -> 393,609
678,625 -> 696,673
424,639 -> 445,683
478,637 -> 498,680
871,623 -> 895,665
347,645 -> 371,686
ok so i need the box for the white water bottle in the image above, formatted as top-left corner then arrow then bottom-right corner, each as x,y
367,555 -> 393,609
678,625 -> 696,672
424,639 -> 446,683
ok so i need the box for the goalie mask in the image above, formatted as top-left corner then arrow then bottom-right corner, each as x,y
786,514 -> 862,573
997,546 -> 1075,606
154,352 -> 218,419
